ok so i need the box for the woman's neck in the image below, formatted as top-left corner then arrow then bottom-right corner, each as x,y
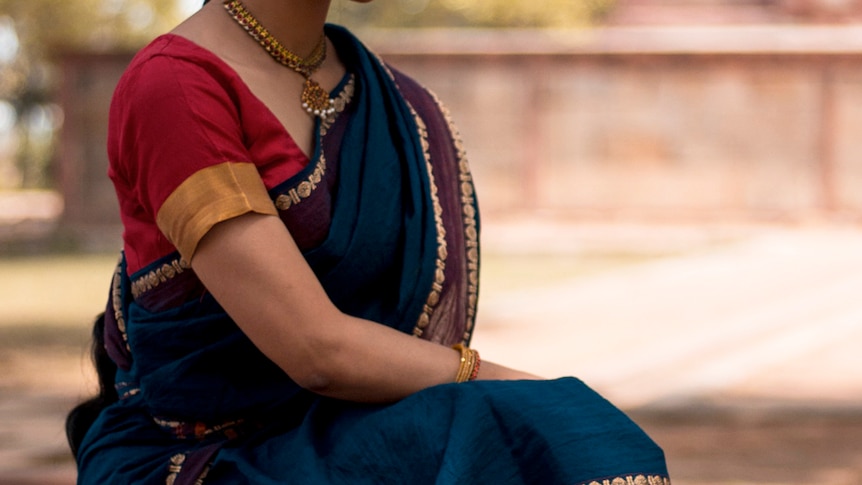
208,0 -> 332,57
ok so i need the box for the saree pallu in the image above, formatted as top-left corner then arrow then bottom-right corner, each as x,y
77,25 -> 671,485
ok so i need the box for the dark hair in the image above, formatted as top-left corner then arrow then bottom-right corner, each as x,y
65,313 -> 119,461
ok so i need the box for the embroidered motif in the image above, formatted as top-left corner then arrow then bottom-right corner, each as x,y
274,152 -> 327,211
131,258 -> 191,299
164,450 -> 214,485
153,416 -> 245,441
583,475 -> 671,485
320,74 -> 355,136
165,453 -> 185,485
119,387 -> 140,399
115,381 -> 138,397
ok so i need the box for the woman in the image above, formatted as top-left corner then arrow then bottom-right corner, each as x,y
68,0 -> 671,483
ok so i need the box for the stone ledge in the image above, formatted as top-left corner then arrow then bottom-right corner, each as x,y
362,25 -> 862,56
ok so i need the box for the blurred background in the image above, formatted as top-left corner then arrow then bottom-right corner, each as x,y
2,0 -> 862,483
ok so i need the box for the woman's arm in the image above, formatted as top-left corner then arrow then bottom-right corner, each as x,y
192,212 -> 540,403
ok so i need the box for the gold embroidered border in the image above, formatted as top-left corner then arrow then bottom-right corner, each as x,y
165,452 -> 210,485
427,92 -> 480,343
116,381 -> 140,400
376,56 -> 479,341
165,453 -> 185,485
373,55 -> 449,338
131,258 -> 191,299
195,466 -> 210,485
153,416 -> 244,440
407,106 -> 448,338
320,74 -> 355,136
119,387 -> 140,399
274,152 -> 327,211
274,74 -> 354,211
111,260 -> 130,352
583,475 -> 671,485
134,150 -> 325,296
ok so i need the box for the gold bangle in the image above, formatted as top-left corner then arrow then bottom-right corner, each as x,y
452,344 -> 476,383
453,344 -> 469,383
469,349 -> 481,381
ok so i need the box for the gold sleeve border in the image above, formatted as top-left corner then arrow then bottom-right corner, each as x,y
156,162 -> 277,261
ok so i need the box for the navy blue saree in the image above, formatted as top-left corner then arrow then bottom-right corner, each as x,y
76,25 -> 671,485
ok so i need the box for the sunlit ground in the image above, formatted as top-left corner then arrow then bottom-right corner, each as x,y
1,230 -> 861,484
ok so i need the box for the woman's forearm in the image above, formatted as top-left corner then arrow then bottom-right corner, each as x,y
192,213 -> 539,403
288,311 -> 540,402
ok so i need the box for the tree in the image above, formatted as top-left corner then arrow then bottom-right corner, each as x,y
0,0 -> 185,188
331,0 -> 615,29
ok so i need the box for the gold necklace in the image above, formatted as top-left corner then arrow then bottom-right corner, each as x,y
224,0 -> 335,119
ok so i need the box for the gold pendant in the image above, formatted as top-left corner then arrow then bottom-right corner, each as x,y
301,78 -> 335,119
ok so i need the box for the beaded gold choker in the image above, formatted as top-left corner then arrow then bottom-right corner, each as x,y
223,0 -> 336,119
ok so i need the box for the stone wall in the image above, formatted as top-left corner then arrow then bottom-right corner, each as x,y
368,26 -> 862,222
58,26 -> 862,236
58,52 -> 131,239
607,0 -> 862,25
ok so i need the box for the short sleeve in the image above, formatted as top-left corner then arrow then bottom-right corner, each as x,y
108,47 -> 277,261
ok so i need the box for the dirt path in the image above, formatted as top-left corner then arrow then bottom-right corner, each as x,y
3,227 -> 862,484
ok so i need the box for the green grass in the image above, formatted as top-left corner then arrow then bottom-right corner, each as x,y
0,251 -> 658,348
0,253 -> 119,330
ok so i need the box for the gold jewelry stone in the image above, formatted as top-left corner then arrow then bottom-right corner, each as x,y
223,0 -> 336,119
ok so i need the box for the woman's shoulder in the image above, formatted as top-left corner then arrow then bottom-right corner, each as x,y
129,33 -> 231,69
114,34 -> 241,103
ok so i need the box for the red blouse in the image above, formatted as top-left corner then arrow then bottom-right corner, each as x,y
108,34 -> 310,275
